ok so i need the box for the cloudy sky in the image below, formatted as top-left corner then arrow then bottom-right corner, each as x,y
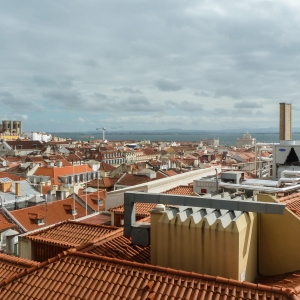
1,0 -> 300,132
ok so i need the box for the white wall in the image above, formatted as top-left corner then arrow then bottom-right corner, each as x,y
105,166 -> 221,210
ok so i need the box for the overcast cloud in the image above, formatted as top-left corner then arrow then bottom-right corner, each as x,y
1,0 -> 300,132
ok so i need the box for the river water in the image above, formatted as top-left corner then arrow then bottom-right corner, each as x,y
51,131 -> 300,146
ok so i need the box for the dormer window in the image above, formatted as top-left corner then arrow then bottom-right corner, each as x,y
63,204 -> 77,215
37,219 -> 44,225
92,199 -> 103,206
28,213 -> 45,226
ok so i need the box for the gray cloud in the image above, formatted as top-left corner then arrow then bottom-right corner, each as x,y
166,100 -> 203,112
234,101 -> 263,109
0,92 -> 45,112
120,96 -> 159,112
43,90 -> 83,108
194,91 -> 210,97
0,1 -> 300,131
113,87 -> 143,94
155,79 -> 182,91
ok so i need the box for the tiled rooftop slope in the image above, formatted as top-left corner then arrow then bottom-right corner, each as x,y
25,221 -> 119,247
279,192 -> 300,217
21,219 -> 151,263
81,227 -> 151,264
0,249 -> 298,300
0,253 -> 38,281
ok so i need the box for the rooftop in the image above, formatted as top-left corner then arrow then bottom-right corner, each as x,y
23,221 -> 119,248
10,197 -> 90,232
0,253 -> 38,282
0,250 -> 296,300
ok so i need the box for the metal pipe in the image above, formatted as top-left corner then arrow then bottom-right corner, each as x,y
281,170 -> 300,178
261,157 -> 273,161
219,182 -> 300,193
277,177 -> 300,187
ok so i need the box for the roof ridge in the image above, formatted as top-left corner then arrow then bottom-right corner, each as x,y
88,227 -> 123,245
0,248 -> 78,288
0,253 -> 38,268
25,236 -> 78,247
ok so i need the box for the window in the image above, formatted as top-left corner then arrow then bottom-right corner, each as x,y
93,199 -> 103,206
37,218 -> 45,226
200,188 -> 207,194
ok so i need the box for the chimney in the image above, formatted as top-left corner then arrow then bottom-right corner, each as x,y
280,102 -> 292,141
15,182 -> 21,196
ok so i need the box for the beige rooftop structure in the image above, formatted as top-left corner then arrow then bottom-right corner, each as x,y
280,103 -> 292,141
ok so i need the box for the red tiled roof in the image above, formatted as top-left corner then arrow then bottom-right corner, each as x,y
0,213 -> 16,232
0,253 -> 38,282
257,270 -> 300,290
99,162 -> 116,172
88,178 -> 118,189
10,198 -> 90,232
278,192 -> 300,217
0,172 -> 25,181
109,202 -> 156,217
77,189 -> 106,212
116,174 -> 153,186
156,171 -> 167,179
164,170 -> 179,176
82,228 -> 150,264
162,185 -> 194,196
79,213 -> 111,226
0,250 -> 296,300
24,221 -> 119,248
6,140 -> 44,149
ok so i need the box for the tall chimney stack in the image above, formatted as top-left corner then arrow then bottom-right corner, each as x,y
279,102 -> 292,141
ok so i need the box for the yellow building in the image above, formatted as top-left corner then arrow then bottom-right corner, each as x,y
150,205 -> 258,282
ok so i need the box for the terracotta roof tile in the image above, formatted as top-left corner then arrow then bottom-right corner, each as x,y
109,202 -> 156,217
78,189 -> 106,212
162,185 -> 194,196
0,213 -> 16,231
24,221 -> 119,248
78,213 -> 111,226
88,178 -> 118,189
0,173 -> 25,181
257,270 -> 300,291
0,253 -> 38,282
80,227 -> 150,264
164,170 -> 179,176
10,198 -> 90,232
0,250 -> 295,300
278,192 -> 300,217
99,162 -> 116,172
116,174 -> 153,187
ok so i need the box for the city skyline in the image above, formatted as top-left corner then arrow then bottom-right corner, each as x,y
1,1 -> 300,132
